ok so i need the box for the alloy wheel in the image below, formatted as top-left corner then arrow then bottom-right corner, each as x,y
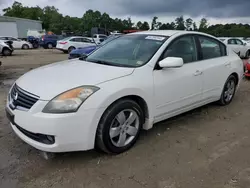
109,109 -> 140,147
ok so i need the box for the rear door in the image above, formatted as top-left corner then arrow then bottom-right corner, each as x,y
8,37 -> 22,49
227,39 -> 242,55
235,39 -> 247,57
68,37 -> 83,48
197,35 -> 231,101
80,37 -> 96,47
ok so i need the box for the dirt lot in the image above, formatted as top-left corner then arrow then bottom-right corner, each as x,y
1,49 -> 250,188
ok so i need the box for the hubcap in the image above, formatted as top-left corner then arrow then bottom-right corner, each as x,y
224,79 -> 235,102
109,109 -> 140,147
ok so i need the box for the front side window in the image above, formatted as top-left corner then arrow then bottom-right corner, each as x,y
199,36 -> 223,60
162,36 -> 197,63
82,38 -> 93,43
85,34 -> 168,67
235,39 -> 243,45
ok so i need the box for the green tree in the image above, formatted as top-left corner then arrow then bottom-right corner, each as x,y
199,18 -> 208,31
193,22 -> 198,31
140,21 -> 150,30
175,16 -> 185,30
185,18 -> 193,31
151,16 -> 158,30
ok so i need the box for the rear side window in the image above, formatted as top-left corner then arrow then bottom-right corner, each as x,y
70,38 -> 82,42
198,36 -> 226,60
228,39 -> 236,44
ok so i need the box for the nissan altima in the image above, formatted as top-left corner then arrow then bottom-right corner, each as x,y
6,30 -> 243,155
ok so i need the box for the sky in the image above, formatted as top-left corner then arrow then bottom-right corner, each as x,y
0,0 -> 250,26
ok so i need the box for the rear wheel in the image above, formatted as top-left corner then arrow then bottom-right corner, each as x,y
47,43 -> 53,49
2,48 -> 12,56
68,46 -> 75,53
218,75 -> 237,105
22,44 -> 29,50
245,50 -> 250,59
95,99 -> 144,154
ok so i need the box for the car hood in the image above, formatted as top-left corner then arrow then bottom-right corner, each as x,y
16,59 -> 134,100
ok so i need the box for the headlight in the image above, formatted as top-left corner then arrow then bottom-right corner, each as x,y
42,86 -> 99,113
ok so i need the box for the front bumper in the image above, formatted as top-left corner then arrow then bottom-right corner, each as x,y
6,99 -> 104,153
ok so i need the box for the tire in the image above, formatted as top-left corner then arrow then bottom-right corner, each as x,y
218,75 -> 237,106
68,46 -> 75,53
22,44 -> 29,50
47,43 -> 53,49
33,43 -> 39,49
95,99 -> 144,154
245,50 -> 250,59
2,48 -> 12,56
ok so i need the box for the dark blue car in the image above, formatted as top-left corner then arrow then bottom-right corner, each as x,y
39,35 -> 58,49
68,35 -> 121,59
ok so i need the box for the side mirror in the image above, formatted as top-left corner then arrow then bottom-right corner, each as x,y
244,43 -> 247,46
159,57 -> 184,68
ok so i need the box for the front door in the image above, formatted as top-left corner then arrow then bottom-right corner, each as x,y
153,35 -> 203,121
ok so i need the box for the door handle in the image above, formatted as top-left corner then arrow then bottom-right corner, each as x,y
224,62 -> 231,67
193,70 -> 203,76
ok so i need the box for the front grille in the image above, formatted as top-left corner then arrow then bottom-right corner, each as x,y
10,84 -> 39,110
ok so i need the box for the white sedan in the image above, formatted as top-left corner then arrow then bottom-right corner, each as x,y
0,36 -> 32,49
218,37 -> 250,58
56,36 -> 96,53
6,30 -> 243,155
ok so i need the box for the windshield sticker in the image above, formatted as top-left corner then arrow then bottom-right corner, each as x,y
145,36 -> 165,41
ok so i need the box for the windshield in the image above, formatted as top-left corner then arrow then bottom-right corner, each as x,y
85,34 -> 168,67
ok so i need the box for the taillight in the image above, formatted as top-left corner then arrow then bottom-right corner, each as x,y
59,42 -> 67,44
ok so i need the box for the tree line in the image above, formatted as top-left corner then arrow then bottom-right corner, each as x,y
2,1 -> 250,37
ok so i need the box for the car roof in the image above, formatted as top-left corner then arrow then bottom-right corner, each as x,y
128,30 -> 216,38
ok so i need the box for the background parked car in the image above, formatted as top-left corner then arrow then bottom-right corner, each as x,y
0,40 -> 13,56
68,35 -> 121,59
0,36 -> 32,49
219,37 -> 250,58
56,36 -> 96,53
39,35 -> 58,49
93,34 -> 107,44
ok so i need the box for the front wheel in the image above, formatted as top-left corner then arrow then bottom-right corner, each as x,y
218,75 -> 237,105
95,99 -> 144,154
2,48 -> 12,56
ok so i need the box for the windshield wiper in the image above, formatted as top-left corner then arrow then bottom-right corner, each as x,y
87,59 -> 123,67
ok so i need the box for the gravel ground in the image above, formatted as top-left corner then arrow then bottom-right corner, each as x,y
1,49 -> 250,188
